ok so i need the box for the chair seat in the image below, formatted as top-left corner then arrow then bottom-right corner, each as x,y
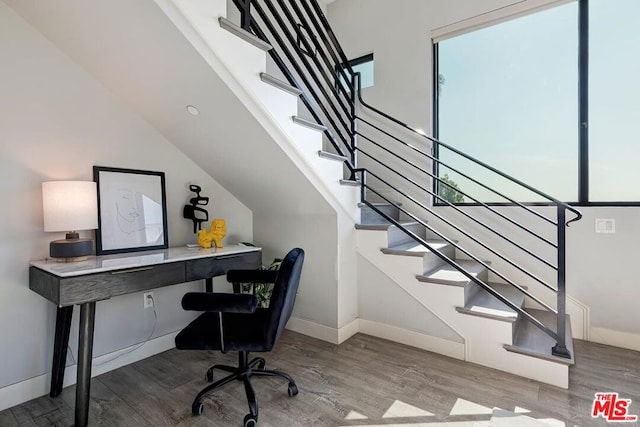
175,309 -> 273,353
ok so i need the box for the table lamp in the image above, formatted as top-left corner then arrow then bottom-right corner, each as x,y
42,181 -> 98,261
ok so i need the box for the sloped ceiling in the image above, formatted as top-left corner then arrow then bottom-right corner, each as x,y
4,0 -> 334,216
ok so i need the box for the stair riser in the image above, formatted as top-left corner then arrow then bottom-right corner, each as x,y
464,281 -> 484,307
360,205 -> 400,224
463,280 -> 508,307
455,269 -> 489,294
387,223 -> 426,247
423,245 -> 455,273
512,313 -> 524,343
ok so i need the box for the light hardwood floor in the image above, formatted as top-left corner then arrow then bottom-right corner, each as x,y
1,331 -> 639,426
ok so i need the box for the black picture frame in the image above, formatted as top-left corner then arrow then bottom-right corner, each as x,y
93,166 -> 168,255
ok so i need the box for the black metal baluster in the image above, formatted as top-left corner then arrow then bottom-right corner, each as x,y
251,1 -> 352,152
249,19 -> 353,165
553,206 -> 571,358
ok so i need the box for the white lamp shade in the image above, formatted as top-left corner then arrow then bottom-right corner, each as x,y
42,181 -> 98,232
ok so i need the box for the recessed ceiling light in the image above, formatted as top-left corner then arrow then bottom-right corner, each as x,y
186,105 -> 200,116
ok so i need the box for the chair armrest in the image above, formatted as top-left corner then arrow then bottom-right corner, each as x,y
181,292 -> 257,313
227,269 -> 278,284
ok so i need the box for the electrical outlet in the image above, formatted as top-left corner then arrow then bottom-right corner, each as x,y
595,218 -> 615,234
143,292 -> 154,308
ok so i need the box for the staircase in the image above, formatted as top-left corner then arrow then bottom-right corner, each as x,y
155,0 -> 581,388
355,204 -> 573,387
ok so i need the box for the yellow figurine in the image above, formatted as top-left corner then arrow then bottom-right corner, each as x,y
210,218 -> 227,248
197,229 -> 213,248
197,219 -> 227,249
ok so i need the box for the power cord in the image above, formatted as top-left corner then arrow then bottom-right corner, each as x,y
65,294 -> 158,368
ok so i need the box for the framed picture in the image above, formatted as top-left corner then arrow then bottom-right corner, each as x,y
93,166 -> 168,255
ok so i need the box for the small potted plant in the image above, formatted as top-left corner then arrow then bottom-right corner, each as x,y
240,243 -> 282,308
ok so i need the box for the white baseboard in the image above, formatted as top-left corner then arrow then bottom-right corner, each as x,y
0,332 -> 178,412
567,295 -> 590,340
285,317 -> 358,344
590,327 -> 640,352
285,316 -> 342,343
358,319 -> 465,360
286,316 -> 464,360
337,319 -> 359,344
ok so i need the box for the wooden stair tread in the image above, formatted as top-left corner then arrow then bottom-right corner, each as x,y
382,240 -> 450,257
219,18 -> 272,51
456,283 -> 525,322
355,221 -> 420,231
292,116 -> 327,132
357,202 -> 402,207
417,260 -> 486,285
339,179 -> 361,186
260,73 -> 302,96
318,150 -> 348,162
504,308 -> 574,365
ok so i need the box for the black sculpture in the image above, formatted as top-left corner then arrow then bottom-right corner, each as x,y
183,185 -> 209,234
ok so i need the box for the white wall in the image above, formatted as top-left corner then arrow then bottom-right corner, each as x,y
328,0 -> 519,130
358,256 -> 462,342
0,0 -> 252,397
328,0 -> 640,349
255,214 -> 339,327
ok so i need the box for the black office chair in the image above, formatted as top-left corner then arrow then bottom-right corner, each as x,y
175,248 -> 304,426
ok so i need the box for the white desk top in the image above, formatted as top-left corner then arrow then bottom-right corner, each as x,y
30,245 -> 261,278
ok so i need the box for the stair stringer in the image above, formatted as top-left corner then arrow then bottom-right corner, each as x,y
155,0 -> 359,222
356,228 -> 569,388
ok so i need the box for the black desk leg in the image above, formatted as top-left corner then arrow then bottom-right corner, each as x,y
75,302 -> 96,427
50,306 -> 73,397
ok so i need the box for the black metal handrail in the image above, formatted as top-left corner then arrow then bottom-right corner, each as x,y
357,170 -> 558,340
355,131 -> 558,250
356,117 -> 558,227
356,145 -> 558,285
357,163 -> 558,297
356,96 -> 583,224
230,0 -> 580,358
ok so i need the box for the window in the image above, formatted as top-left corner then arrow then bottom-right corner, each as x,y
435,0 -> 640,204
589,0 -> 640,202
336,53 -> 374,92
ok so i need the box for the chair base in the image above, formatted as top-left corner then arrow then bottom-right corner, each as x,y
191,351 -> 298,425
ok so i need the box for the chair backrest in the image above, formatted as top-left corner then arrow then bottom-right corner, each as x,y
265,248 -> 304,347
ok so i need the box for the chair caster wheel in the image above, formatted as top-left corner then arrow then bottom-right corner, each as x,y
257,360 -> 265,370
243,414 -> 257,426
205,368 -> 214,382
192,401 -> 204,416
287,383 -> 298,397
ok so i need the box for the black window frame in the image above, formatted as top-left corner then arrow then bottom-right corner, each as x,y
335,53 -> 374,93
433,0 -> 640,207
